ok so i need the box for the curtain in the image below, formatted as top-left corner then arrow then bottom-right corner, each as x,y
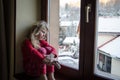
0,0 -> 8,80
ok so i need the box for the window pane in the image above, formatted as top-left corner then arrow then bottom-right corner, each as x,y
95,0 -> 120,79
58,0 -> 80,70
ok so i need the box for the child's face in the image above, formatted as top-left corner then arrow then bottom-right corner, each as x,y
36,29 -> 47,40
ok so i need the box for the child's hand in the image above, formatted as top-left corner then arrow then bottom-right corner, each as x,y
43,57 -> 53,66
46,54 -> 54,59
45,47 -> 52,53
51,60 -> 61,69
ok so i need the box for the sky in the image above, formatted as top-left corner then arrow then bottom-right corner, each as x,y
100,0 -> 111,4
60,0 -> 112,7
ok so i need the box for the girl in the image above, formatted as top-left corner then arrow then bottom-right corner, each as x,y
21,21 -> 60,80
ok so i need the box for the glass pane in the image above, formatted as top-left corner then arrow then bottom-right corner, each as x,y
58,0 -> 80,69
95,0 -> 120,79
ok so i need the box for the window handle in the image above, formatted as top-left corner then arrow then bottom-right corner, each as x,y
86,4 -> 91,23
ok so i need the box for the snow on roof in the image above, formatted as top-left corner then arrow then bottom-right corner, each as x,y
99,36 -> 120,58
97,35 -> 115,47
60,17 -> 120,33
63,37 -> 79,44
60,21 -> 79,26
98,17 -> 120,33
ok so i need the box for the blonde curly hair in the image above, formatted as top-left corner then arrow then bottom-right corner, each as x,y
30,21 -> 48,49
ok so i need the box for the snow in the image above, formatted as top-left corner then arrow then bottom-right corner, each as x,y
60,17 -> 120,33
63,37 -> 79,44
58,17 -> 120,69
58,51 -> 74,56
60,21 -> 79,26
99,36 -> 120,58
58,56 -> 79,69
98,17 -> 120,33
58,51 -> 79,69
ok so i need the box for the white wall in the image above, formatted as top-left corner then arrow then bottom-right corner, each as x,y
16,0 -> 41,73
111,58 -> 120,76
49,0 -> 59,51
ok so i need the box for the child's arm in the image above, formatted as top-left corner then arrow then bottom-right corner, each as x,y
45,54 -> 61,69
40,40 -> 58,57
37,47 -> 47,55
22,39 -> 45,62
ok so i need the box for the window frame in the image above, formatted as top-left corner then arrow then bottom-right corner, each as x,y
41,0 -> 48,22
41,0 -> 117,79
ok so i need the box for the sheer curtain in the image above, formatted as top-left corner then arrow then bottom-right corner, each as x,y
0,0 -> 8,80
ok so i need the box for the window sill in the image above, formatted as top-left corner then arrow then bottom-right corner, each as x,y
55,64 -> 79,79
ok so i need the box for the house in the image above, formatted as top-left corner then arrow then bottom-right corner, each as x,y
98,36 -> 120,76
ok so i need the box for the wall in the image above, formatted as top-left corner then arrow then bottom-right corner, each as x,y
49,0 -> 59,51
16,0 -> 41,73
111,58 -> 120,76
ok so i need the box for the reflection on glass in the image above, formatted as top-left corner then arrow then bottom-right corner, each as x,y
96,0 -> 120,79
58,0 -> 80,69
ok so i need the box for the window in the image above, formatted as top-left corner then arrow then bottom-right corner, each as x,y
48,0 -> 80,78
58,0 -> 80,70
95,0 -> 120,79
45,0 -> 120,79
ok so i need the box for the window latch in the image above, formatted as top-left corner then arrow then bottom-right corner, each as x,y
85,4 -> 91,23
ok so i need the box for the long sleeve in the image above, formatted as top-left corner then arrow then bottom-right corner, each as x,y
21,39 -> 45,62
